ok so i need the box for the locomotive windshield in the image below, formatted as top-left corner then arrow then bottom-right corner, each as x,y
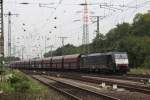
115,54 -> 128,59
114,53 -> 129,64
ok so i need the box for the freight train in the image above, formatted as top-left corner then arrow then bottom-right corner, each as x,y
9,52 -> 129,74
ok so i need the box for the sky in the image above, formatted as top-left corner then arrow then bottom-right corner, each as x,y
4,0 -> 150,59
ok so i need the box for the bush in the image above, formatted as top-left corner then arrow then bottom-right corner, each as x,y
9,74 -> 21,84
8,71 -> 30,93
128,68 -> 150,75
13,81 -> 30,93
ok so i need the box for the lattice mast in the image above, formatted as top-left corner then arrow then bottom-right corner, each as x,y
5,12 -> 18,57
83,0 -> 89,45
82,0 -> 90,54
0,0 -> 4,57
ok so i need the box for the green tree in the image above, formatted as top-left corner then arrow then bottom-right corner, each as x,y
131,12 -> 150,36
44,44 -> 82,57
118,35 -> 150,67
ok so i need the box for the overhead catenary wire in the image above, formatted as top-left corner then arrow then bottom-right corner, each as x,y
5,0 -> 150,58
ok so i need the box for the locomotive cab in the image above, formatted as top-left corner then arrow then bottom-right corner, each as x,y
112,52 -> 129,73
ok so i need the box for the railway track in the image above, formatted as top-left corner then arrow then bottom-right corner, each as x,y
41,74 -> 150,100
90,74 -> 150,83
36,71 -> 150,95
65,72 -> 150,83
27,70 -> 150,83
23,70 -> 150,96
31,75 -> 119,100
80,75 -> 150,95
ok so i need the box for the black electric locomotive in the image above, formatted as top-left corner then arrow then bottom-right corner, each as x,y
80,52 -> 129,73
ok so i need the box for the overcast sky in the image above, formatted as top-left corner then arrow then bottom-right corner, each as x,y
4,0 -> 150,59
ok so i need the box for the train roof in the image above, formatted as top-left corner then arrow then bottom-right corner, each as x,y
106,52 -> 127,54
52,56 -> 63,60
29,59 -> 41,62
64,54 -> 80,62
82,52 -> 127,57
42,57 -> 52,61
64,54 -> 80,59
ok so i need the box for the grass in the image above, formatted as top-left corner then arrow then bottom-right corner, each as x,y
128,67 -> 150,75
0,70 -> 48,93
0,70 -> 70,100
0,81 -> 14,93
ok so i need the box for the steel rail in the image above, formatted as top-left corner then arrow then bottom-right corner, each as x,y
32,75 -> 119,100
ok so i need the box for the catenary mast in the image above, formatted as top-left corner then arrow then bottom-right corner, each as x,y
0,0 -> 4,57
